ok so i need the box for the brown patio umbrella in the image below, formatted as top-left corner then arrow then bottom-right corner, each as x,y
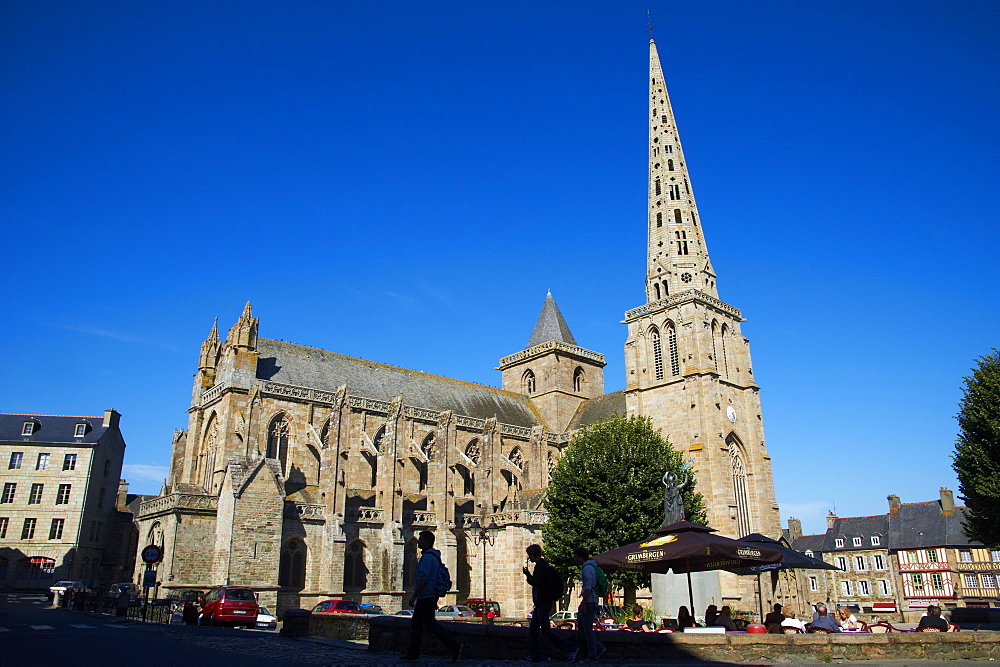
593,520 -> 784,616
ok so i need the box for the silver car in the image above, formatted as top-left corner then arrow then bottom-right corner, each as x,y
436,604 -> 476,620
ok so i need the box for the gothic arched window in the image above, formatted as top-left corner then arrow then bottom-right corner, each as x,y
402,537 -> 419,590
710,321 -> 720,372
573,367 -> 585,393
509,447 -> 524,471
650,327 -> 664,381
465,440 -> 481,466
266,414 -> 290,473
523,370 -> 535,394
666,322 -> 680,376
728,436 -> 751,537
279,539 -> 306,589
344,540 -> 368,592
674,208 -> 683,224
720,324 -> 730,378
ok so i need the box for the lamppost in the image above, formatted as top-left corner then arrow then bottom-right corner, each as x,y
471,514 -> 499,624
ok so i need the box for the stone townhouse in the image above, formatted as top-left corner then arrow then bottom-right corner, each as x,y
787,488 -> 998,622
0,411 -> 130,592
136,38 -> 782,616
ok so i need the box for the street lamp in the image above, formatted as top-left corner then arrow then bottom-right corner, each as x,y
471,515 -> 500,624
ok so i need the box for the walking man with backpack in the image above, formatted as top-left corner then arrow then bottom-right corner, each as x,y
522,544 -> 577,663
574,547 -> 607,663
401,531 -> 463,663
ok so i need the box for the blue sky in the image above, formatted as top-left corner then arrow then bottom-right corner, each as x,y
2,1 -> 997,536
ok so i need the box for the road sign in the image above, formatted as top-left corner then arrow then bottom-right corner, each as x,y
143,569 -> 157,588
141,544 -> 162,564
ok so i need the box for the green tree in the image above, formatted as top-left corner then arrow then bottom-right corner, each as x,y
953,349 -> 1000,547
542,414 -> 706,607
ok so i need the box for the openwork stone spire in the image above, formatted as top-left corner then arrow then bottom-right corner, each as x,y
646,40 -> 717,304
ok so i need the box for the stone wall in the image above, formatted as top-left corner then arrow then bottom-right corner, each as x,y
368,616 -> 1000,662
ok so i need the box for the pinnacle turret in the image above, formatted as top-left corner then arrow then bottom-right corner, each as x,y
646,40 -> 718,304
226,301 -> 258,350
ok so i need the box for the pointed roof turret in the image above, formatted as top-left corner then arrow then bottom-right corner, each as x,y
526,291 -> 577,347
207,318 -> 219,342
645,39 -> 719,304
199,318 -> 221,371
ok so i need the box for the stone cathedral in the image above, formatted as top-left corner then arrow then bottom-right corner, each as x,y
135,39 -> 781,615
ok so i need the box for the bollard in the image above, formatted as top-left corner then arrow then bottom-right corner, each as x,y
52,590 -> 62,608
280,609 -> 311,638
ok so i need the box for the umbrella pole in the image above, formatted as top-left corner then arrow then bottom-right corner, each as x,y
757,571 -> 763,622
686,558 -> 694,617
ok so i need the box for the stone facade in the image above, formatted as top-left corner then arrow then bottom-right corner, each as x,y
135,38 -> 782,616
786,489 -> 1000,622
0,410 -> 130,592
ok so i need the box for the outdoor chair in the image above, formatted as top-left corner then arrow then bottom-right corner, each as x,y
917,625 -> 946,632
782,626 -> 804,634
868,622 -> 895,633
948,623 -> 961,632
806,624 -> 833,633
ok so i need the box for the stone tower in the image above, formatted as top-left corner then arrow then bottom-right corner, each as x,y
499,292 -> 606,433
624,40 -> 781,541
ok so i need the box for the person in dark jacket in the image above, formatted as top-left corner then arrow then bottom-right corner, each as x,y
523,544 -> 577,663
918,605 -> 949,630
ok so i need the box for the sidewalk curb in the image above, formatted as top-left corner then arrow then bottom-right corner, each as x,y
288,634 -> 369,651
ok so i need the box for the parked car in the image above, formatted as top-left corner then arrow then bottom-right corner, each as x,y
436,605 -> 476,620
200,586 -> 259,628
106,583 -> 140,600
312,599 -> 363,614
393,609 -> 414,617
465,598 -> 501,618
50,581 -> 87,596
359,603 -> 384,615
256,606 -> 278,630
551,610 -> 577,621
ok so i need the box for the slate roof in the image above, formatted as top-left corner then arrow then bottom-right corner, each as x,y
526,292 -> 577,347
790,533 -> 828,555
788,499 -> 981,554
890,501 -> 976,549
256,339 -> 543,429
0,413 -> 108,444
567,390 -> 628,430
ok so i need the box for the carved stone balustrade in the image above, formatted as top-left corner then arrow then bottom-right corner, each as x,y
284,502 -> 325,522
403,511 -> 436,526
138,493 -> 218,519
345,508 -> 385,524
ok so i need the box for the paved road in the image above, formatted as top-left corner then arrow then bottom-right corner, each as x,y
1,595 -> 991,665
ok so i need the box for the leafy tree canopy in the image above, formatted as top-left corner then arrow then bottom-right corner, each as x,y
541,414 -> 706,592
953,349 -> 1000,547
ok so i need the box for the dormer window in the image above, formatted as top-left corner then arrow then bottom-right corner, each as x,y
22,422 -> 36,436
74,423 -> 87,438
804,550 -> 814,558
871,536 -> 880,546
835,538 -> 845,548
852,537 -> 863,547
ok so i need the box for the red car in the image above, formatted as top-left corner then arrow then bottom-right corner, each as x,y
312,599 -> 363,614
201,587 -> 259,628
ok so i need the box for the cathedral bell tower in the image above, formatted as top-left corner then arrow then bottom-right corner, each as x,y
499,292 -> 605,432
623,40 -> 780,541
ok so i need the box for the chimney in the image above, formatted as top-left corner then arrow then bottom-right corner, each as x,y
787,518 -> 802,541
888,494 -> 901,514
940,487 -> 955,515
826,511 -> 837,531
117,479 -> 129,511
102,408 -> 121,428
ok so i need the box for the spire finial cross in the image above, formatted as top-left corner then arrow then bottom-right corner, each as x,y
646,10 -> 656,40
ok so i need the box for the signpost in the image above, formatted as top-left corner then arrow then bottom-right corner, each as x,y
140,544 -> 162,623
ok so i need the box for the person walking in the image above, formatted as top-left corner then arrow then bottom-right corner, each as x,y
401,531 -> 462,663
522,544 -> 577,663
573,547 -> 607,663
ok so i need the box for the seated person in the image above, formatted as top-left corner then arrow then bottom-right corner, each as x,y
836,606 -> 859,630
764,603 -> 785,632
625,604 -> 654,632
808,604 -> 842,633
917,604 -> 949,630
715,605 -> 737,631
704,604 -> 719,626
676,605 -> 696,629
781,608 -> 807,632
